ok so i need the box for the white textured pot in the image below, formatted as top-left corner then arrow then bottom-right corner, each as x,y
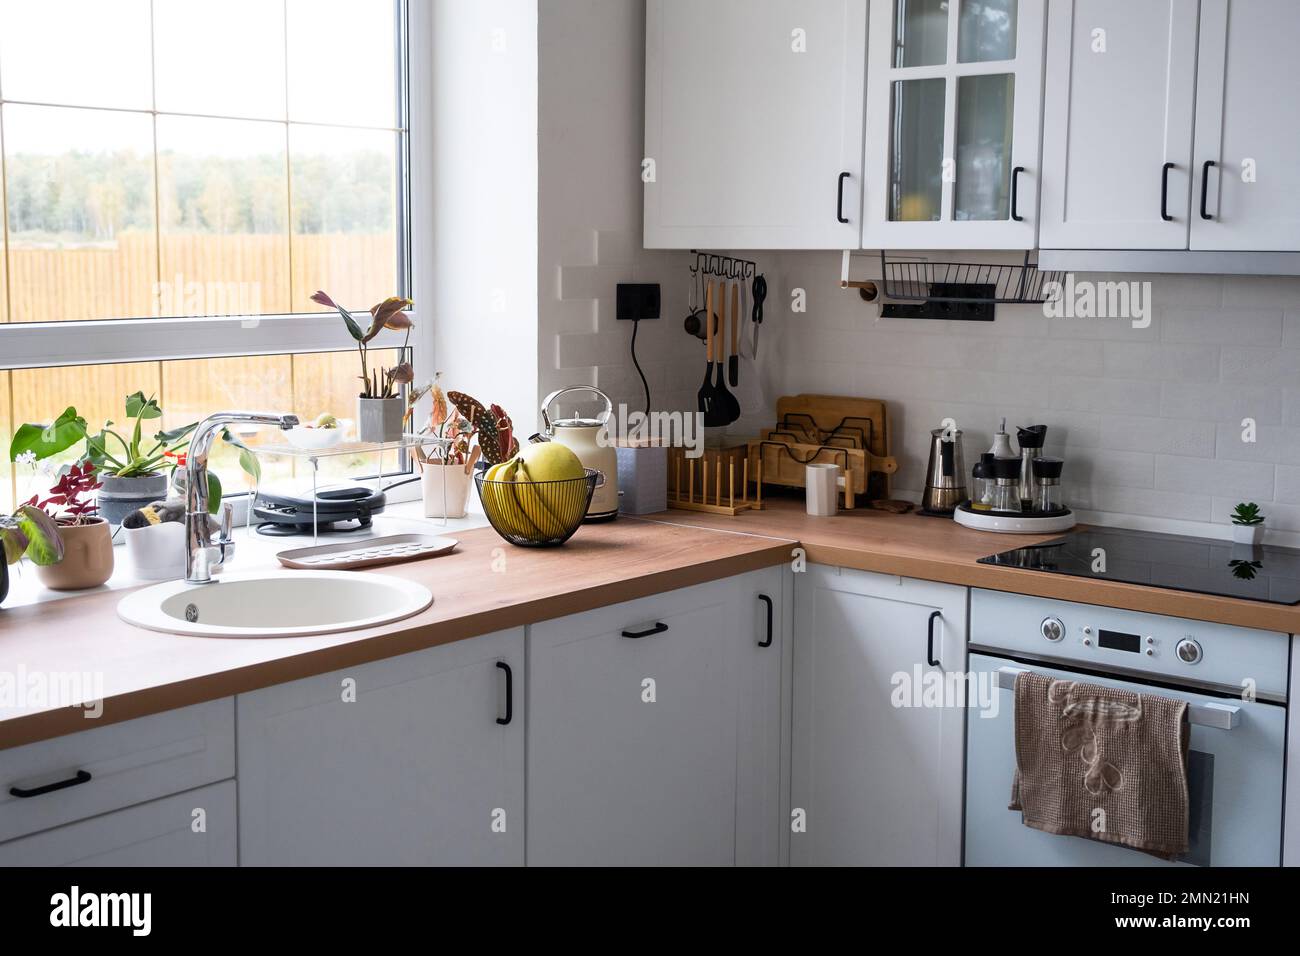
421,464 -> 472,518
1231,523 -> 1264,545
357,396 -> 403,443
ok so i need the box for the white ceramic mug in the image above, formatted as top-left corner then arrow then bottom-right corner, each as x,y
805,463 -> 843,517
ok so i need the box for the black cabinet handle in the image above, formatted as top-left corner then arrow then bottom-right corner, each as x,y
757,594 -> 774,648
495,661 -> 513,725
1010,166 -> 1026,221
1200,159 -> 1216,220
926,611 -> 942,668
836,171 -> 850,224
621,622 -> 668,639
9,769 -> 92,798
1160,162 -> 1175,221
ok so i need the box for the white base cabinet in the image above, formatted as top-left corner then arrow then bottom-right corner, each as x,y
527,568 -> 786,866
791,565 -> 967,866
237,629 -> 525,866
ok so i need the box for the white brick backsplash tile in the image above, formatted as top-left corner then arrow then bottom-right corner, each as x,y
1050,375 -> 1160,415
1103,342 -> 1219,382
1067,450 -> 1155,489
557,263 -> 620,301
1155,455 -> 1274,499
593,230 -> 635,266
1158,309 -> 1282,345
1274,466 -> 1300,504
1160,382 -> 1282,425
1101,416 -> 1215,456
1215,423 -> 1300,465
1221,275 -> 1300,309
998,338 -> 1104,375
1145,274 -> 1224,308
1285,389 -> 1300,426
1048,313 -> 1158,342
555,331 -> 625,369
1074,486 -> 1212,522
1221,346 -> 1300,383
1283,312 -> 1300,347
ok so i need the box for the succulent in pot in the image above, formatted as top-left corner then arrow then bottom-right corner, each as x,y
1230,501 -> 1265,546
311,290 -> 414,443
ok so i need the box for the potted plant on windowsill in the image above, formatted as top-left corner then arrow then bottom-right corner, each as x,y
25,462 -> 114,591
1231,501 -> 1266,546
310,290 -> 414,443
409,380 -> 517,519
0,501 -> 64,609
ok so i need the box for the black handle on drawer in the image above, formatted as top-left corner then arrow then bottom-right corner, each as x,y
495,661 -> 513,726
926,611 -> 942,668
9,769 -> 92,799
836,172 -> 850,224
757,594 -> 774,648
1200,159 -> 1216,220
621,622 -> 669,639
1161,162 -> 1175,221
1010,166 -> 1026,221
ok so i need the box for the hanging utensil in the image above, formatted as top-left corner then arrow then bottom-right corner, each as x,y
713,282 -> 740,425
698,280 -> 726,426
728,281 -> 741,387
683,264 -> 707,340
751,273 -> 767,358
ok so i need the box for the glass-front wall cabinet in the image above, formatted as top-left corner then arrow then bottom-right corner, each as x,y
864,0 -> 1045,249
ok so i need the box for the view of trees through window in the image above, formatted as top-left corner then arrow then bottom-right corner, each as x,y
0,0 -> 409,510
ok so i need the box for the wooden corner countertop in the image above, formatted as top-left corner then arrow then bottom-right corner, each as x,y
639,500 -> 1300,636
0,519 -> 792,749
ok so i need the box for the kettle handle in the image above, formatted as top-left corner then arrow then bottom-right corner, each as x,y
540,386 -> 613,434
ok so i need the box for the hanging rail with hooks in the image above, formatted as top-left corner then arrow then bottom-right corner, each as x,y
690,250 -> 758,281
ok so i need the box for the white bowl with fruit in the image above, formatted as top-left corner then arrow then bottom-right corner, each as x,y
286,413 -> 344,450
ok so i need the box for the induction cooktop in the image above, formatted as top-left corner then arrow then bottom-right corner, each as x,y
977,526 -> 1300,605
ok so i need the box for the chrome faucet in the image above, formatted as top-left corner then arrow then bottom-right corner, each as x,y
185,411 -> 298,584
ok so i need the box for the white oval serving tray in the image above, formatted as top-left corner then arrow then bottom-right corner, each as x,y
276,533 -> 459,570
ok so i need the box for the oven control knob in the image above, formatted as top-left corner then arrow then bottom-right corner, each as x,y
1040,617 -> 1065,642
1175,639 -> 1203,665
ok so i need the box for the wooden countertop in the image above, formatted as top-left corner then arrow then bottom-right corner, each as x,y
0,520 -> 791,749
640,500 -> 1300,635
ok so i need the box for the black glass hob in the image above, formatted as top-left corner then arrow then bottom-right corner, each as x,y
977,527 -> 1300,605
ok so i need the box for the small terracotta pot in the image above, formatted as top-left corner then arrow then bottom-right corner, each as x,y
37,518 -> 115,591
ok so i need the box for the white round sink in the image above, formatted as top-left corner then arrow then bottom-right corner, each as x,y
117,570 -> 434,638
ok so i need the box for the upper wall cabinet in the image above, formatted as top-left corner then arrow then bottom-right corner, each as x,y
1040,0 -> 1199,249
643,0 -> 867,249
1192,0 -> 1300,251
861,0 -> 1047,250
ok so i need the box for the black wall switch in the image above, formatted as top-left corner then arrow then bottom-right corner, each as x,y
616,283 -> 660,321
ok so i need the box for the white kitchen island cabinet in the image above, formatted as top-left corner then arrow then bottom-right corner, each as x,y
237,628 -> 525,866
527,567 -> 787,866
791,565 -> 967,866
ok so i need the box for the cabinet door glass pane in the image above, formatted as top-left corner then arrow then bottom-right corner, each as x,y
894,0 -> 951,67
958,0 -> 1017,62
889,79 -> 946,222
954,73 -> 1014,221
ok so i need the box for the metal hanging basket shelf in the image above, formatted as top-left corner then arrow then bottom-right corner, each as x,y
876,250 -> 1064,305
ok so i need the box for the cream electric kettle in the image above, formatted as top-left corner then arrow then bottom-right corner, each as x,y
540,386 -> 620,521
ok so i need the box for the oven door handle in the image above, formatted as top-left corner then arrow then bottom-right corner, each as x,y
993,667 -> 1241,730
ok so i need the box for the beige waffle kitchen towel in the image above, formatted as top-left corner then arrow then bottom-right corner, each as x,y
1009,671 -> 1191,859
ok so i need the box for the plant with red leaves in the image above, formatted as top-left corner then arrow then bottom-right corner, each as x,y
24,462 -> 103,526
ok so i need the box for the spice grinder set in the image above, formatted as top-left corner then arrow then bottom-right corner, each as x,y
923,419 -> 1076,534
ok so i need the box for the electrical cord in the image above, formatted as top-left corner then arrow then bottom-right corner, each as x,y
630,317 -> 651,417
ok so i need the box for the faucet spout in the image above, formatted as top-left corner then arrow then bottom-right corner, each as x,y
185,411 -> 298,584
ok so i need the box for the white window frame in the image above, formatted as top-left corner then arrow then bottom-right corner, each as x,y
0,0 -> 431,379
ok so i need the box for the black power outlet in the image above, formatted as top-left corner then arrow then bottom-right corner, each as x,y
616,283 -> 661,321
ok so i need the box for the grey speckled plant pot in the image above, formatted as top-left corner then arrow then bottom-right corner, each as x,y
357,397 -> 404,443
97,473 -> 169,527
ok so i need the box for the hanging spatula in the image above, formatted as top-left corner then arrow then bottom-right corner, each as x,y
728,281 -> 741,387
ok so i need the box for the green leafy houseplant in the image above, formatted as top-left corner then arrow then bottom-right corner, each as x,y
310,290 -> 415,398
1230,501 -> 1266,547
1231,502 -> 1265,525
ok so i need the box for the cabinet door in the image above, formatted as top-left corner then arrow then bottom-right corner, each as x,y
528,572 -> 783,865
1191,0 -> 1300,251
1039,0 -> 1199,249
644,0 -> 867,249
791,566 -> 967,866
862,0 -> 1046,249
0,781 -> 236,866
237,629 -> 525,866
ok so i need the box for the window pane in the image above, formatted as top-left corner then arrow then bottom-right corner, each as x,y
157,116 -> 291,316
954,73 -> 1015,221
289,124 -> 398,313
1,370 -> 12,514
889,78 -> 945,222
894,0 -> 950,68
0,0 -> 153,109
286,0 -> 398,127
3,105 -> 157,322
11,362 -> 163,499
154,0 -> 287,120
958,0 -> 1017,63
291,349 -> 400,481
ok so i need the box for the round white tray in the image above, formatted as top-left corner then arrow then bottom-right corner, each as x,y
952,507 -> 1077,534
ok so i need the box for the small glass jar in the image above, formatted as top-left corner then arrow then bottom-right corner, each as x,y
1033,456 -> 1065,513
990,456 -> 1022,513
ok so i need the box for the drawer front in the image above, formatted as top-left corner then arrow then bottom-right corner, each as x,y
0,698 -> 234,843
0,780 -> 236,866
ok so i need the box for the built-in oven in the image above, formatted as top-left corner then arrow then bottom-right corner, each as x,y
965,590 -> 1288,867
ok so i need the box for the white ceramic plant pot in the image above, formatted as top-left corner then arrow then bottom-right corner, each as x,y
1231,523 -> 1264,545
421,464 -> 472,519
123,521 -> 187,580
357,397 -> 404,443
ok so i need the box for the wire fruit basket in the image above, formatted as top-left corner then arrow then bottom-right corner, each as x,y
474,469 -> 600,546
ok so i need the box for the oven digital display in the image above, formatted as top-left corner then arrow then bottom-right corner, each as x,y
1098,629 -> 1141,653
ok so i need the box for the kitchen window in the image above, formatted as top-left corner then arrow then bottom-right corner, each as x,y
0,0 -> 416,511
